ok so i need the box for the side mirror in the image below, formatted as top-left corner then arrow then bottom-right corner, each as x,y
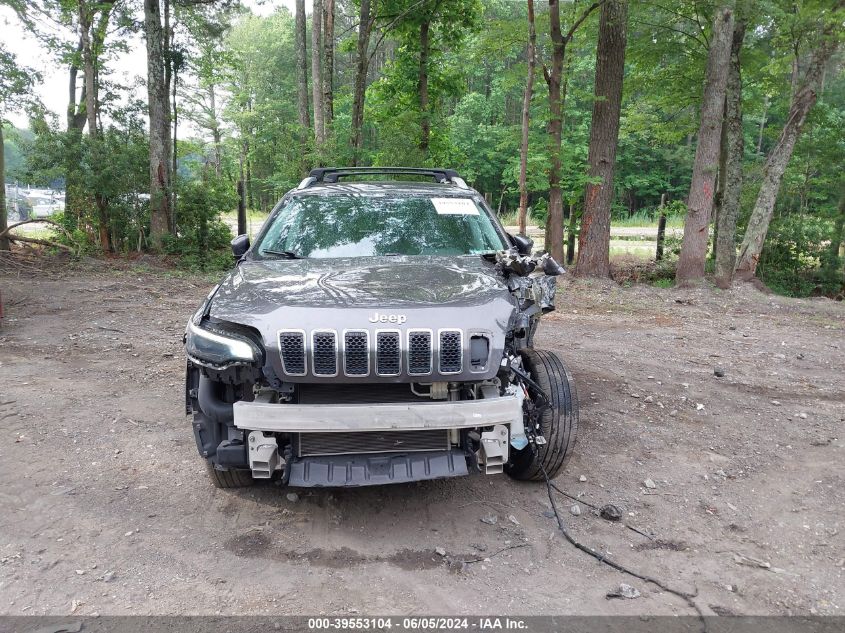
510,233 -> 534,255
231,234 -> 250,258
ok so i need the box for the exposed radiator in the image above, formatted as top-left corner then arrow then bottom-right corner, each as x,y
297,429 -> 450,457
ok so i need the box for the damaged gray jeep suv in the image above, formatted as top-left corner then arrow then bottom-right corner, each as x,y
184,168 -> 578,488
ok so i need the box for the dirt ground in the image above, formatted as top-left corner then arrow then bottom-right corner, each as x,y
1,258 -> 843,617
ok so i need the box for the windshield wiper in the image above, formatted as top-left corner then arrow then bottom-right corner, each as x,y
262,249 -> 303,259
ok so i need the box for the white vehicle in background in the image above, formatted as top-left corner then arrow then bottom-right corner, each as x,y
27,190 -> 65,218
3,185 -> 65,221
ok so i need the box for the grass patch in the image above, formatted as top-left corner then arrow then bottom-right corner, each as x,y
497,209 -> 530,227
609,239 -> 655,259
220,208 -> 269,225
613,211 -> 685,229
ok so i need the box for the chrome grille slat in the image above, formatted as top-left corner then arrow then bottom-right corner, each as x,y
439,330 -> 463,374
279,330 -> 306,375
343,330 -> 369,376
312,330 -> 337,376
376,330 -> 401,376
407,330 -> 433,375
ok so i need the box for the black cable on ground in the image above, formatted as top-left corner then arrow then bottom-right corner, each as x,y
514,370 -> 705,622
538,457 -> 706,621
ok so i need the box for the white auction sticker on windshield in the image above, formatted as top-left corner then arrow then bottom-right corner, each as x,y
431,197 -> 479,216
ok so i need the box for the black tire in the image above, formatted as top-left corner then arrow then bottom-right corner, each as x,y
506,348 -> 578,481
205,462 -> 254,488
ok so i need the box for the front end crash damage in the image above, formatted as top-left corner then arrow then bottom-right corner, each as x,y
183,248 -> 567,487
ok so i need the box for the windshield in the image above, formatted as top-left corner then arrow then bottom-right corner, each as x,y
254,194 -> 507,258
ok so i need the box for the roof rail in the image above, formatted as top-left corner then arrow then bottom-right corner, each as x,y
305,167 -> 466,187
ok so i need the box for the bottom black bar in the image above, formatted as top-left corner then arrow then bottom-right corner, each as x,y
0,616 -> 842,633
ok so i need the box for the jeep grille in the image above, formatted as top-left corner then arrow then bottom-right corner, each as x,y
277,328 -> 467,378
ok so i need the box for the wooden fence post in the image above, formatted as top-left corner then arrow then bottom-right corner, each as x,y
656,193 -> 667,261
237,181 -> 247,237
566,202 -> 577,265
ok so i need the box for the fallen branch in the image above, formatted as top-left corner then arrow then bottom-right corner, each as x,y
0,251 -> 45,274
96,324 -> 126,334
0,217 -> 66,238
5,234 -> 74,252
626,525 -> 656,541
459,542 -> 530,565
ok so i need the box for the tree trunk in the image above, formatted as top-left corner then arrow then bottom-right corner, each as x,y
145,0 -> 172,249
323,0 -> 334,126
545,0 -> 566,264
64,38 -> 89,230
566,204 -> 577,265
350,0 -> 372,164
734,19 -> 840,282
832,190 -> 845,276
714,20 -> 746,288
675,5 -> 734,286
575,0 -> 628,278
172,55 -> 178,228
79,8 -> 97,139
311,0 -> 325,147
210,84 -> 222,176
418,19 -> 431,153
827,187 -> 845,266
246,150 -> 254,210
0,125 -> 7,251
543,0 -> 600,263
756,95 -> 768,155
517,0 -> 537,236
163,0 -> 174,232
80,2 -> 112,252
295,0 -> 310,131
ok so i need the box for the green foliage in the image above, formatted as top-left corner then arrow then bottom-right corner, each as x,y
163,176 -> 236,271
757,214 -> 843,297
0,43 -> 40,121
24,102 -> 150,246
224,9 -> 305,209
2,125 -> 33,180
531,198 -> 550,229
4,0 -> 843,295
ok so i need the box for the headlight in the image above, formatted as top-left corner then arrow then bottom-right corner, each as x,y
185,319 -> 258,367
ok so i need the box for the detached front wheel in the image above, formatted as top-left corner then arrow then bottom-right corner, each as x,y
506,349 -> 578,481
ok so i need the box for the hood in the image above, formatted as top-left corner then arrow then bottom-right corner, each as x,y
210,255 -> 512,317
207,256 -> 518,383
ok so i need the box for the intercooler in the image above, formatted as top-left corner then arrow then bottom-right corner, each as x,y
295,429 -> 450,457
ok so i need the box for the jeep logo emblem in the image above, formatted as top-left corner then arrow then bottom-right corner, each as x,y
368,312 -> 407,325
